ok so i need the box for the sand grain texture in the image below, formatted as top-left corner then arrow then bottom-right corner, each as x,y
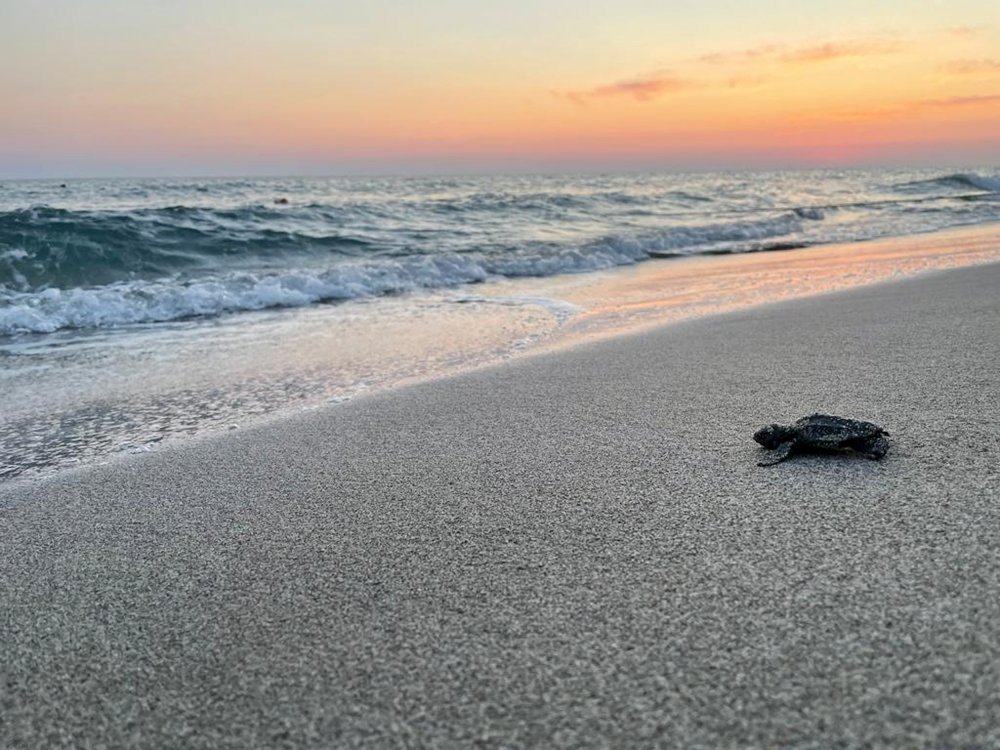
3,263 -> 1000,748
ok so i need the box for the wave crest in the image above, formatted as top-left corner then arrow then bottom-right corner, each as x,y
0,212 -> 812,335
894,172 -> 1000,194
0,204 -> 374,291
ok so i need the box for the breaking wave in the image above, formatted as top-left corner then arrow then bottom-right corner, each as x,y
0,204 -> 375,291
0,211 -> 815,335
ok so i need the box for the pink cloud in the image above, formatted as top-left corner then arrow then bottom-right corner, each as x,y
590,76 -> 689,101
560,73 -> 691,104
779,40 -> 902,64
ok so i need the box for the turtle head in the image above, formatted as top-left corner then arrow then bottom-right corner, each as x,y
753,424 -> 794,449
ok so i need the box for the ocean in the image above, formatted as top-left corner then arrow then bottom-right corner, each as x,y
2,168 -> 999,480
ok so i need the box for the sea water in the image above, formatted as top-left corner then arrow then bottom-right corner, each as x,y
2,169 -> 999,479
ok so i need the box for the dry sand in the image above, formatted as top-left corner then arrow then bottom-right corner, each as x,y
3,262 -> 1000,748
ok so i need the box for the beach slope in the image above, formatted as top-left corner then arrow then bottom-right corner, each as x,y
3,263 -> 1000,747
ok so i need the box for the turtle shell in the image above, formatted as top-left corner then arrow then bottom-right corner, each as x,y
793,413 -> 884,449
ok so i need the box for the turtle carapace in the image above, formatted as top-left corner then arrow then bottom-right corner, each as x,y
753,413 -> 889,466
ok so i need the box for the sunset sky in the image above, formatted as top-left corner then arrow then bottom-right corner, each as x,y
2,0 -> 999,176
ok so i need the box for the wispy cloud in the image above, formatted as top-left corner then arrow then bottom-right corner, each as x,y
944,59 -> 1000,75
590,75 -> 690,101
918,93 -> 1000,108
697,37 -> 902,66
779,39 -> 901,64
698,44 -> 780,65
723,74 -> 770,90
558,72 -> 691,104
839,93 -> 1000,119
555,69 -> 772,105
942,25 -> 983,39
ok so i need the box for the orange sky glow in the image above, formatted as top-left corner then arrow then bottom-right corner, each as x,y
1,2 -> 998,176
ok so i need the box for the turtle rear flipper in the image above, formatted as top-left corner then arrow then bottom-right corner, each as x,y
758,441 -> 795,466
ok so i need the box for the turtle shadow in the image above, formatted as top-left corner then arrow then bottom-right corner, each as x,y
754,447 -> 892,468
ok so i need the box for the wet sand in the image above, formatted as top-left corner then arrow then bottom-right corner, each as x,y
3,262 -> 1000,747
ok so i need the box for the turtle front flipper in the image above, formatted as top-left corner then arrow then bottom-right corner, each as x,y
758,440 -> 795,466
860,434 -> 889,460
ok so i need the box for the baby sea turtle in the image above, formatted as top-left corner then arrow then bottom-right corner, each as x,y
753,413 -> 889,466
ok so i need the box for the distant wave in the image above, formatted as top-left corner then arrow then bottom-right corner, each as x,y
0,205 -> 375,291
893,172 -> 1000,194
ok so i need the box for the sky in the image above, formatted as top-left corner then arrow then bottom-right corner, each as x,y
1,0 -> 999,177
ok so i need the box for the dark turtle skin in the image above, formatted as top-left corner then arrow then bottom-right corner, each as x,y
753,413 -> 889,466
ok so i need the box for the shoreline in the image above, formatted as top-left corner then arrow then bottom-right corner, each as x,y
3,261 -> 1000,746
4,221 -> 1000,484
499,219 -> 1000,351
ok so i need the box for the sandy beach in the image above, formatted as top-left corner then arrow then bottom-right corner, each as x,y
3,260 -> 1000,747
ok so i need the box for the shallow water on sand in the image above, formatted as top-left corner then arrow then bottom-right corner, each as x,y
0,293 -> 569,478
